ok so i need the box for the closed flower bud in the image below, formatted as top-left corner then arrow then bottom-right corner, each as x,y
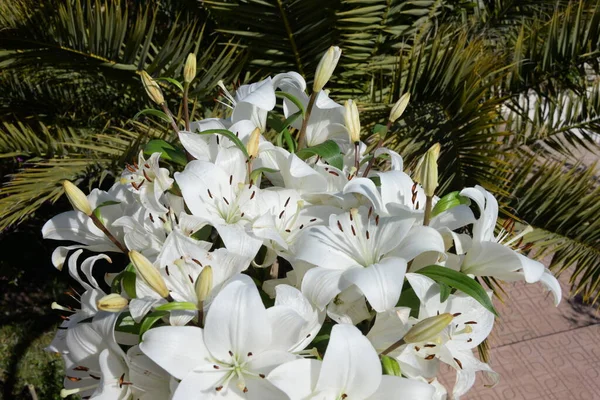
403,312 -> 454,344
389,93 -> 411,123
129,251 -> 169,298
195,266 -> 213,303
344,99 -> 361,143
183,53 -> 197,84
97,293 -> 129,312
313,46 -> 341,92
247,127 -> 261,158
140,71 -> 165,105
63,181 -> 92,216
414,143 -> 441,197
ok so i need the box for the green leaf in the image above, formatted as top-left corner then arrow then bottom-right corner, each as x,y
196,129 -> 249,159
191,225 -> 212,241
115,313 -> 141,335
372,124 -> 388,138
154,301 -> 198,311
144,139 -> 187,166
381,355 -> 402,376
431,192 -> 471,217
133,109 -> 171,123
139,311 -> 168,340
397,286 -> 420,318
296,140 -> 344,170
156,77 -> 184,92
122,270 -> 137,299
417,266 -> 498,316
92,200 -> 121,223
276,92 -> 306,115
250,167 -> 280,183
439,283 -> 451,302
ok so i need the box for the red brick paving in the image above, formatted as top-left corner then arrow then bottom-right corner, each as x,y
440,271 -> 600,399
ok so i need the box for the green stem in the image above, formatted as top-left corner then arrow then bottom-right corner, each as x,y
362,120 -> 392,177
423,196 -> 433,226
160,103 -> 180,135
380,338 -> 406,356
183,83 -> 190,131
297,92 -> 317,150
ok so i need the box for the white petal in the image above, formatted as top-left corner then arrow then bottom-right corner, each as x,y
267,358 -> 322,400
342,258 -> 407,312
367,308 -> 411,353
301,268 -> 347,310
374,148 -> 403,171
369,375 -> 435,400
391,225 -> 446,262
140,326 -> 211,380
342,178 -> 385,212
316,324 -> 382,399
326,286 -> 371,325
540,268 -> 562,306
215,222 -> 263,260
172,369 -> 233,400
204,275 -> 271,361
178,131 -> 212,161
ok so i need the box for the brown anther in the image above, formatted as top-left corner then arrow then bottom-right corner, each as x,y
424,344 -> 436,348
88,374 -> 101,380
341,394 -> 348,399
213,365 -> 220,369
368,207 -> 373,219
412,182 -> 417,192
144,163 -> 150,168
149,213 -> 154,223
142,169 -> 153,183
192,258 -> 203,266
366,230 -> 370,239
351,225 -> 356,236
229,175 -> 233,185
467,338 -> 473,343
240,212 -> 245,218
284,197 -> 291,207
299,224 -> 304,229
215,386 -> 223,392
279,210 -> 285,219
349,212 -> 353,221
454,358 -> 463,369
250,191 -> 256,200
328,170 -> 340,176
247,352 -> 253,357
453,312 -> 462,317
415,346 -> 421,351
464,321 -> 478,325
337,220 -> 344,232
133,162 -> 139,168
222,197 -> 230,205
229,350 -> 234,356
126,164 -> 136,172
375,215 -> 380,225
425,354 -> 436,360
165,265 -> 170,276
158,216 -> 167,223
259,374 -> 266,378
412,191 -> 418,204
74,366 -> 89,371
415,201 -> 420,209
131,181 -> 144,190
306,333 -> 311,338
188,274 -> 194,283
243,387 -> 248,393
207,189 -> 213,199
285,229 -> 291,233
310,218 -> 317,222
67,376 -> 81,382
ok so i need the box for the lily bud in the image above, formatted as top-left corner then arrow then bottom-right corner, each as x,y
344,99 -> 361,143
403,313 -> 454,344
183,53 -> 197,84
129,251 -> 169,298
140,71 -> 165,105
63,181 -> 92,216
195,266 -> 213,303
414,143 -> 441,197
97,293 -> 129,312
389,93 -> 411,123
247,127 -> 261,158
313,46 -> 341,92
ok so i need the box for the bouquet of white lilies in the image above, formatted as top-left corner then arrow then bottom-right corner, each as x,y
43,47 -> 561,400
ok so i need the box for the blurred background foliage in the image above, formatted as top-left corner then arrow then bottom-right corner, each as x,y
1,0 -> 600,396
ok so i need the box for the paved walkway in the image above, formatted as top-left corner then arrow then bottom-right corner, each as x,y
441,271 -> 600,399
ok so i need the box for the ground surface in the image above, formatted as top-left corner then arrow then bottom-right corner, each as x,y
440,270 -> 600,399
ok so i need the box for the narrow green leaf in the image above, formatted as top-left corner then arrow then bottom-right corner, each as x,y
197,129 -> 249,159
416,266 -> 498,316
397,286 -> 420,318
115,313 -> 140,335
133,109 -> 171,123
276,92 -> 306,115
122,270 -> 137,299
250,167 -> 280,183
144,140 -> 187,166
191,225 -> 212,241
296,140 -> 344,170
439,283 -> 451,303
139,311 -> 168,340
431,192 -> 471,217
154,302 -> 198,311
381,355 -> 402,376
156,77 -> 184,92
372,124 -> 388,138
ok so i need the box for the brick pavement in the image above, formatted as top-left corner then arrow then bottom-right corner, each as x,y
439,271 -> 600,399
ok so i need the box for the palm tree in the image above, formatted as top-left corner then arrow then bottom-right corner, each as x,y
1,0 -> 600,306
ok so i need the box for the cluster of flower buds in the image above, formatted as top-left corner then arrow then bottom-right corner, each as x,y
43,48 -> 561,400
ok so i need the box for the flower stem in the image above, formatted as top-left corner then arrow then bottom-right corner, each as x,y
160,103 -> 181,135
89,214 -> 128,253
362,121 -> 392,177
380,338 -> 406,356
423,196 -> 433,226
297,91 -> 317,150
183,83 -> 190,131
354,142 -> 360,175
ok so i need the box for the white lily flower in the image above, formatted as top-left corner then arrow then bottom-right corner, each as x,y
140,275 -> 299,400
394,273 -> 498,400
296,207 -> 444,312
268,324 -> 435,400
215,78 -> 276,132
175,147 -> 263,259
120,151 -> 174,214
459,185 -> 561,305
